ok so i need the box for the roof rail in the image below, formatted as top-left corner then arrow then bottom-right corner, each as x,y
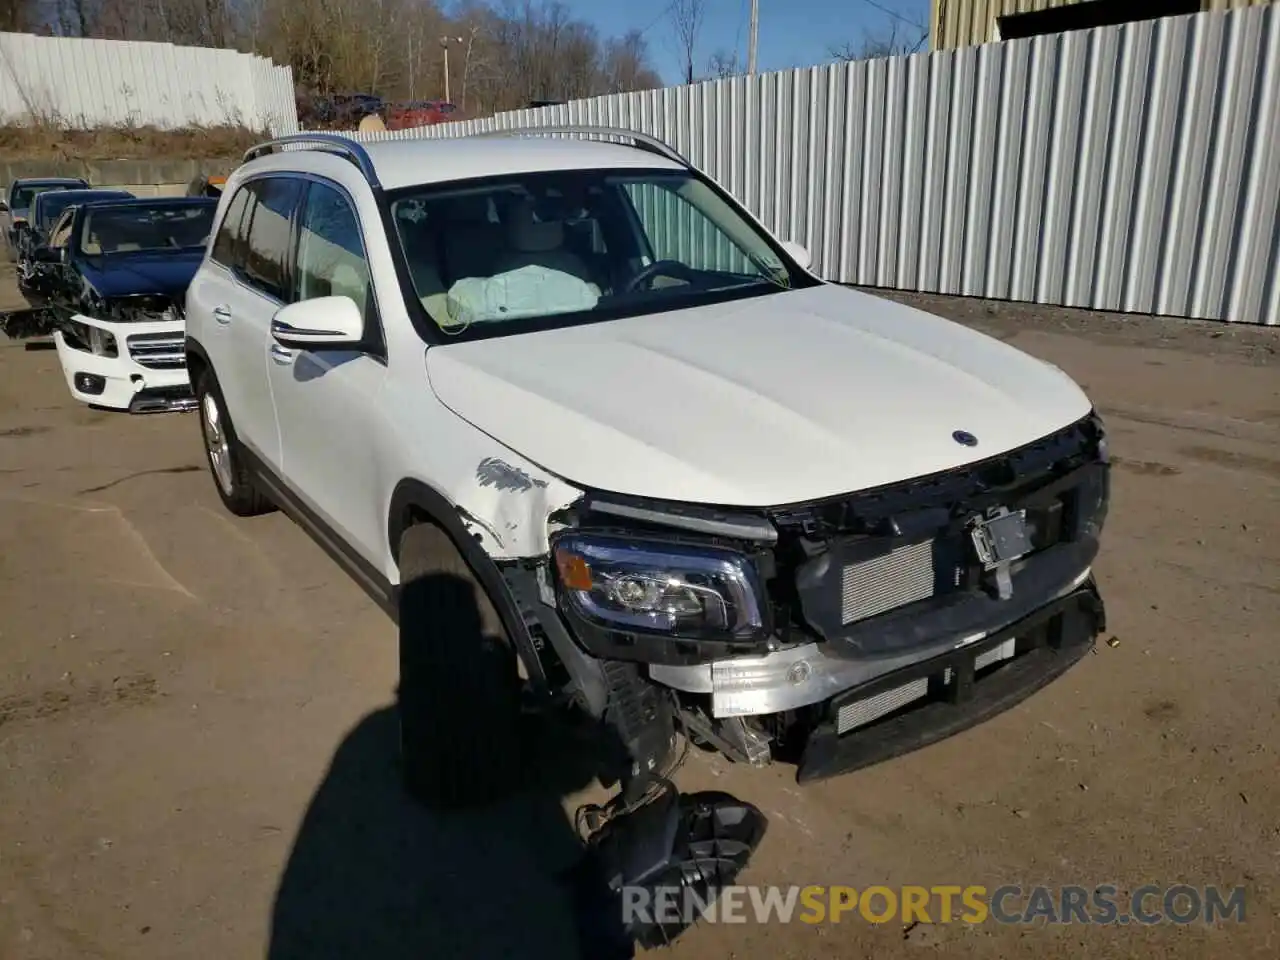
243,133 -> 381,189
471,125 -> 691,168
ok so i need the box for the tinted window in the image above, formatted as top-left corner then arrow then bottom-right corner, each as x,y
241,178 -> 302,301
12,183 -> 81,211
36,191 -> 132,232
210,186 -> 251,267
294,181 -> 372,317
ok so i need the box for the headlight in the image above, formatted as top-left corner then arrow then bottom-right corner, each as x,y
87,325 -> 117,357
552,534 -> 767,640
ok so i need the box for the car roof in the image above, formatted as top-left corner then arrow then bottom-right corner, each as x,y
14,177 -> 89,187
241,136 -> 686,191
36,188 -> 130,204
79,196 -> 218,213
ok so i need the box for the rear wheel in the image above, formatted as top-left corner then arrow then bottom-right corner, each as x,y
397,522 -> 523,810
195,370 -> 274,517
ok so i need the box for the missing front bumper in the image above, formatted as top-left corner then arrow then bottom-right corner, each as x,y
795,582 -> 1104,783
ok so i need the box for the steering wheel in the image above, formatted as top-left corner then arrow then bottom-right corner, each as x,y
624,259 -> 698,294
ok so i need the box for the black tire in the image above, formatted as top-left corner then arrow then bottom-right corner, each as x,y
397,521 -> 523,810
194,369 -> 274,517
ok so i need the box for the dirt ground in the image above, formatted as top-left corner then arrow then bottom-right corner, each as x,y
1,261 -> 1278,960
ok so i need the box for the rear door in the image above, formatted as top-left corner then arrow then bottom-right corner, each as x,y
189,176 -> 303,470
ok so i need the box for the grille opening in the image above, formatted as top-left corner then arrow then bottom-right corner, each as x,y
833,633 -> 1031,736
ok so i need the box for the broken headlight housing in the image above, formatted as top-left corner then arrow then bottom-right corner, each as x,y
87,324 -> 117,357
552,534 -> 767,641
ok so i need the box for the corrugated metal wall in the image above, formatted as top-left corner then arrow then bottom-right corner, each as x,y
341,5 -> 1280,325
0,33 -> 298,134
932,0 -> 1272,50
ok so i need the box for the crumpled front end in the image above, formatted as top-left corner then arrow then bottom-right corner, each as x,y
53,300 -> 193,413
539,412 -> 1111,782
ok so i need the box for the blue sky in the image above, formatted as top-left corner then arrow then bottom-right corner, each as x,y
556,0 -> 930,83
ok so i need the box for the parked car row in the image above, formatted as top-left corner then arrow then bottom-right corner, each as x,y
1,176 -> 218,413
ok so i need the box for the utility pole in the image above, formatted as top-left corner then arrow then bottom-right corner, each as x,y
408,35 -> 415,99
441,36 -> 463,102
747,0 -> 759,74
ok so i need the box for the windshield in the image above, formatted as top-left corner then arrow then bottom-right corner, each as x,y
12,183 -> 81,213
79,203 -> 215,255
36,192 -> 129,232
389,169 -> 807,335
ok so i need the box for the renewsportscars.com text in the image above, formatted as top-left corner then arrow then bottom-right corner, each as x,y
622,884 -> 1247,926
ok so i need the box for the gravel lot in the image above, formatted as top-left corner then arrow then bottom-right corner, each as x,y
1,260 -> 1278,959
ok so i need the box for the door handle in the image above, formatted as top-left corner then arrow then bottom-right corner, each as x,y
212,305 -> 232,325
269,343 -> 296,365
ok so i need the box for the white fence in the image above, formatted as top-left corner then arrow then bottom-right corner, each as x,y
0,33 -> 298,135
340,5 -> 1280,326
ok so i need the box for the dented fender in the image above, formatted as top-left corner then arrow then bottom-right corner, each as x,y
384,443 -> 582,577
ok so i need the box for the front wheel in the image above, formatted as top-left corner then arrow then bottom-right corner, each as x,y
195,371 -> 274,517
397,522 -> 523,810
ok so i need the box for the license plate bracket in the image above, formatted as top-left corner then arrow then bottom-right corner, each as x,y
969,509 -> 1030,569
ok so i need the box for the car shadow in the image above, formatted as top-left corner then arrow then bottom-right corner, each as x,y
267,574 -> 638,960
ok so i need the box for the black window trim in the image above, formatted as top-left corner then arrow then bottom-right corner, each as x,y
377,164 -> 823,348
208,179 -> 253,272
235,175 -> 303,305
209,170 -> 387,363
292,172 -> 387,362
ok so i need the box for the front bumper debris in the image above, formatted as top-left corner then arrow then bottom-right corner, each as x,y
795,581 -> 1104,783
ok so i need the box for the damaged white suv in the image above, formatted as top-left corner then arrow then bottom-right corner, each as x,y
186,130 -> 1110,810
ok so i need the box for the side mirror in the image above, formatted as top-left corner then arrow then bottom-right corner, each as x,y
271,296 -> 364,350
780,240 -> 811,271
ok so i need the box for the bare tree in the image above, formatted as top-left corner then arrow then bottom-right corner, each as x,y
16,0 -> 665,119
669,0 -> 705,85
0,0 -> 40,31
830,0 -> 928,61
706,48 -> 739,80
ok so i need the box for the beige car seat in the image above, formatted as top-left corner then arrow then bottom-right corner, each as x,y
492,198 -> 594,284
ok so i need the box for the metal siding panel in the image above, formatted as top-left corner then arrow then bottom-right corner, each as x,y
896,53 -> 928,289
0,33 -> 297,132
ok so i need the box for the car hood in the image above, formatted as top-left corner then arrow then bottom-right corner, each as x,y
79,252 -> 204,300
425,285 -> 1093,507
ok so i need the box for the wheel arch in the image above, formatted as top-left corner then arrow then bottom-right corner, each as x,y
387,478 -> 539,669
184,335 -> 211,387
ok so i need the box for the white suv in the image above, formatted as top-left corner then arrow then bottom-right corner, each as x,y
185,129 -> 1111,810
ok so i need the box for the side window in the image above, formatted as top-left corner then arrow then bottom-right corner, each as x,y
293,181 -> 372,318
210,185 -> 250,268
241,177 -> 302,301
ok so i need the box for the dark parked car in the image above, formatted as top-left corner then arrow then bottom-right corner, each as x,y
1,176 -> 89,261
22,197 -> 218,413
17,188 -> 135,292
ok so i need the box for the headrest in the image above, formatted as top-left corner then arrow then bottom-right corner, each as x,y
507,198 -> 563,253
443,193 -> 492,224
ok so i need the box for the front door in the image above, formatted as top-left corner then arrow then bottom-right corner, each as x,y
265,177 -> 387,567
